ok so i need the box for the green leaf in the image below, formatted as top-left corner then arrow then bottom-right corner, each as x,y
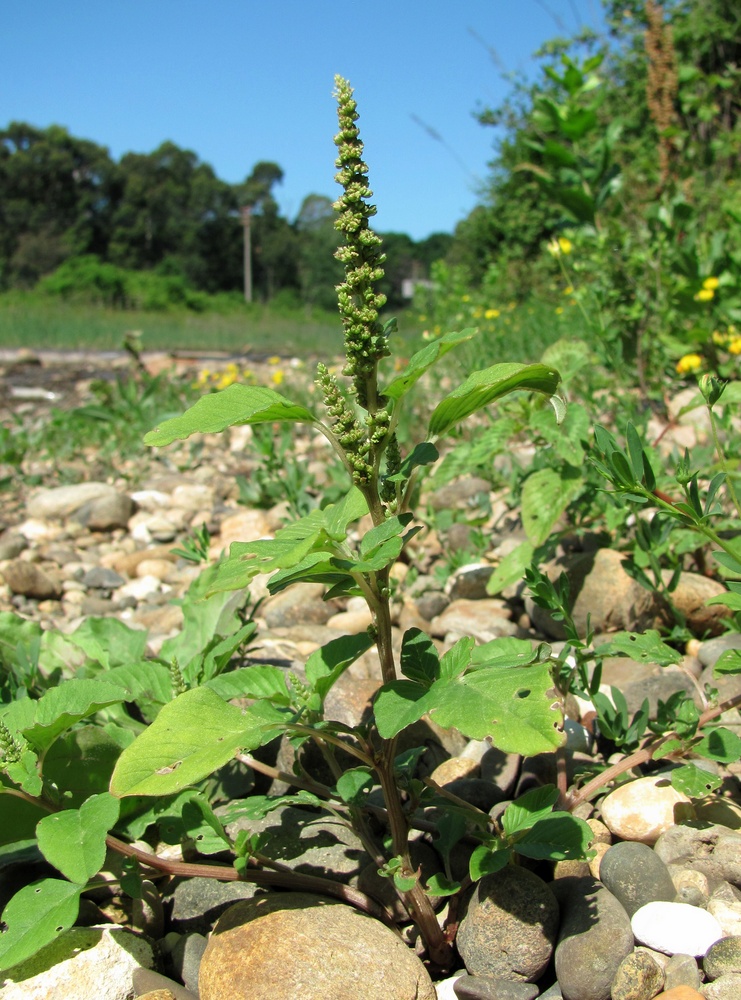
42,725 -> 135,807
4,749 -> 42,797
694,727 -> 741,764
428,363 -> 561,438
323,487 -> 369,541
400,628 -> 440,686
469,843 -> 512,879
42,617 -> 148,672
714,550 -> 741,576
374,641 -> 563,756
425,873 -> 461,897
502,786 -> 559,837
110,687 -> 287,797
707,592 -> 741,611
239,790 -> 322,819
205,665 -> 291,705
521,466 -> 582,545
304,632 -> 375,705
399,442 -> 439,478
181,795 -> 231,854
36,793 -> 120,884
383,328 -> 477,401
714,649 -> 741,676
144,383 -> 316,446
670,764 -> 722,797
515,813 -> 594,860
0,790 -> 47,847
20,680 -> 127,752
336,767 -> 374,805
486,541 -> 535,596
0,612 -> 42,669
0,879 -> 83,973
100,661 -> 173,704
594,631 -> 683,667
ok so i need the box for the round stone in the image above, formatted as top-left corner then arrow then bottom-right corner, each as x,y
704,936 -> 741,980
456,866 -> 558,982
631,901 -> 724,956
198,893 -> 436,1000
599,840 -> 676,917
600,774 -> 694,845
611,949 -> 665,1000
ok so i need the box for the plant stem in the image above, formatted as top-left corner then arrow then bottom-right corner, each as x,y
708,405 -> 741,519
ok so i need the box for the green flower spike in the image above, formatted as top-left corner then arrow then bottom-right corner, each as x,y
332,75 -> 390,411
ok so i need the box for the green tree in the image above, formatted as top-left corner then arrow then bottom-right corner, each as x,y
295,193 -> 343,310
0,123 -> 115,287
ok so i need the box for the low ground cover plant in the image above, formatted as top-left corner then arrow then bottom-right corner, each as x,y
1,73 -> 740,985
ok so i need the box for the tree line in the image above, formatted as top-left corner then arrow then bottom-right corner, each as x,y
0,124 -> 451,309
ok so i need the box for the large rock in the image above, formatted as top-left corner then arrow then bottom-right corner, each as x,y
457,866 -> 558,982
26,482 -> 119,520
600,774 -> 694,845
0,925 -> 154,999
599,841 -> 676,916
654,825 -> 741,887
1,560 -> 61,599
553,876 -> 634,1000
198,893 -> 436,1000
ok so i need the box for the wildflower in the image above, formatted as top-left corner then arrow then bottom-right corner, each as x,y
676,353 -> 703,374
268,355 -> 281,365
555,306 -> 564,315
729,338 -> 741,355
703,276 -> 720,291
563,286 -> 574,295
548,237 -> 573,256
712,330 -> 727,345
484,308 -> 500,319
694,288 -> 714,302
271,370 -> 284,385
462,294 -> 470,302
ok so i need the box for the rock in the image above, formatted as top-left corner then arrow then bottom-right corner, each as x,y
168,932 -> 207,995
214,508 -> 272,551
553,876 -> 634,1000
654,989 -> 704,999
631,901 -> 724,956
0,532 -> 26,561
703,936 -> 741,979
669,573 -> 729,636
701,973 -> 741,999
131,967 -> 198,999
198,893 -> 436,1000
707,882 -> 741,936
0,925 -> 154,999
599,841 -> 677,916
610,949 -> 665,1000
80,491 -> 134,530
654,825 -> 741,887
81,565 -> 126,589
697,634 -> 741,669
526,547 -> 666,639
457,866 -> 558,981
166,876 -> 260,935
426,476 -> 492,511
694,799 -> 741,831
435,973 -> 467,999
600,774 -> 694,845
26,482 -> 118,520
448,565 -> 494,600
453,975 -> 540,999
261,582 -> 337,628
479,746 -> 521,798
415,589 -> 450,621
664,954 -> 701,991
220,804 -> 369,883
430,598 -> 518,642
1,559 -> 61,599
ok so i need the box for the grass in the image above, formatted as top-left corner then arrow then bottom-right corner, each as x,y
0,292 -> 352,358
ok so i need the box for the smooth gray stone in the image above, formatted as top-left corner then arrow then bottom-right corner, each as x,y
599,841 -> 676,917
553,876 -> 634,1000
664,952 -> 701,990
453,975 -> 540,1000
169,931 -> 207,994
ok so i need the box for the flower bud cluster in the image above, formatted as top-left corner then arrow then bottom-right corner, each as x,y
0,719 -> 23,764
332,76 -> 389,406
316,363 -> 372,483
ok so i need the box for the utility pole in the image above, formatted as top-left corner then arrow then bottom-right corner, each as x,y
240,205 -> 252,303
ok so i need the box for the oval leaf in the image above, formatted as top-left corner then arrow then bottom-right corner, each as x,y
429,363 -> 560,438
0,879 -> 83,972
36,792 -> 120,884
144,384 -> 316,447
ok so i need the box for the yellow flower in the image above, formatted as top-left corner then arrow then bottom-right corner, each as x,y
484,308 -> 500,319
694,288 -> 715,302
729,337 -> 741,355
712,330 -> 727,345
461,294 -> 470,302
271,370 -> 284,385
555,306 -> 564,315
676,353 -> 703,374
268,355 -> 281,365
703,276 -> 720,290
563,286 -> 574,295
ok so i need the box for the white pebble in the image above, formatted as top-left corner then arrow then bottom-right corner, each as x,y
631,900 -> 724,956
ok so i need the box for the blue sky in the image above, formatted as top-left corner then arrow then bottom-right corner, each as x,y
3,1 -> 606,241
